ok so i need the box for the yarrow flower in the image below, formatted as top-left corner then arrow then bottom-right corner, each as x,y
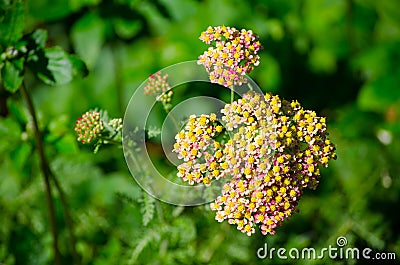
173,113 -> 225,185
74,111 -> 104,144
197,25 -> 262,88
74,110 -> 123,153
173,91 -> 336,235
144,71 -> 173,107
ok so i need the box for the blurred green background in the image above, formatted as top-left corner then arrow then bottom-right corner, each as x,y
1,0 -> 400,264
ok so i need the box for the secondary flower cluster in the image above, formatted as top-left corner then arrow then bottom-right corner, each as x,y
173,91 -> 336,235
74,110 -> 123,151
74,111 -> 104,144
198,26 -> 262,88
144,71 -> 173,107
109,118 -> 123,132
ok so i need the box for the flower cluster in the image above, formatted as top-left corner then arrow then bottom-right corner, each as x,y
173,114 -> 225,185
198,25 -> 262,88
173,91 -> 336,235
74,111 -> 104,144
74,110 -> 123,152
109,118 -> 123,132
144,71 -> 173,106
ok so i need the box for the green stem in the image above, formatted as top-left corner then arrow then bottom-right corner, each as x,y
20,83 -> 62,265
50,173 -> 80,265
161,100 -> 180,131
111,43 -> 124,116
98,136 -> 122,145
231,88 -> 234,103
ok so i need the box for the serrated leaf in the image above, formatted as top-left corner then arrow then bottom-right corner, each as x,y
43,47 -> 74,84
26,29 -> 48,49
0,0 -> 25,48
32,46 -> 88,85
140,193 -> 155,226
1,60 -> 23,92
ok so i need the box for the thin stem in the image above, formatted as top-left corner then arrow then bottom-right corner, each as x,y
160,99 -> 180,131
50,173 -> 80,265
20,82 -> 62,265
98,136 -> 122,145
231,88 -> 234,103
111,43 -> 124,116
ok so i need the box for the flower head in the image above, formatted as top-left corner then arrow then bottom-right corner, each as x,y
198,26 -> 262,88
74,111 -> 104,144
173,92 -> 336,235
173,113 -> 225,185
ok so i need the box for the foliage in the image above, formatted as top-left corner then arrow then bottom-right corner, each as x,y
1,0 -> 400,264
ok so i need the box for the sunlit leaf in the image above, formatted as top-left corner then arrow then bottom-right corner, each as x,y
33,46 -> 88,85
0,0 -> 24,47
27,29 -> 48,49
1,60 -> 23,92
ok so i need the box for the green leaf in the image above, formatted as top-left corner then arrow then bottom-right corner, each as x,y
7,98 -> 28,125
309,47 -> 337,73
69,54 -> 89,77
0,117 -> 22,153
71,12 -> 106,69
266,19 -> 284,41
10,142 -> 32,169
0,0 -> 25,48
42,47 -> 74,84
140,192 -> 155,226
27,29 -> 48,49
69,0 -> 101,11
32,46 -> 88,85
1,60 -> 23,92
54,134 -> 79,154
113,18 -> 142,39
358,74 -> 400,112
26,0 -> 72,21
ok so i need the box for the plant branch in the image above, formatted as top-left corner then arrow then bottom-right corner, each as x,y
98,136 -> 122,145
20,82 -> 62,265
50,172 -> 80,265
111,43 -> 124,116
21,82 -> 81,264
